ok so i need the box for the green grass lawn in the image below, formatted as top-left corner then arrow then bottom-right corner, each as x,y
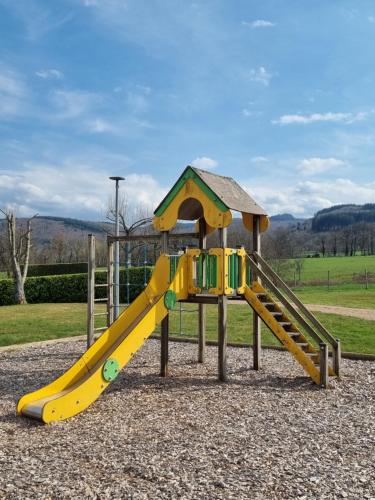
1,302 -> 374,354
283,254 -> 375,285
285,285 -> 375,309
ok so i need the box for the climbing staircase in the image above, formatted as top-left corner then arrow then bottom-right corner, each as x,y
243,252 -> 341,387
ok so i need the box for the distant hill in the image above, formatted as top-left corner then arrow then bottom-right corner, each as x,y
312,204 -> 375,232
270,213 -> 296,222
0,216 -> 109,248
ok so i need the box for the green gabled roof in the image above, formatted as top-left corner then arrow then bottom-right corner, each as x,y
154,166 -> 267,218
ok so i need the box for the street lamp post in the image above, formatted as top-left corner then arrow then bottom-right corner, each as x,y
109,176 -> 125,320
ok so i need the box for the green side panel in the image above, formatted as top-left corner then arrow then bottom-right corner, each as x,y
197,254 -> 203,289
246,261 -> 251,286
164,290 -> 177,310
154,167 -> 229,216
234,254 -> 239,289
206,255 -> 217,288
102,359 -> 120,382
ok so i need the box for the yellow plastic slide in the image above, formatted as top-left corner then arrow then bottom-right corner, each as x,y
17,254 -> 188,423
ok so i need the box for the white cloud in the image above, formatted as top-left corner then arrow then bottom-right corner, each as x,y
242,20 -> 275,28
0,66 -> 28,117
0,162 -> 166,218
273,111 -> 369,125
86,118 -> 117,134
297,157 -> 345,175
49,89 -> 100,119
248,66 -> 273,86
242,108 -> 262,117
244,178 -> 375,217
191,157 -> 218,170
251,156 -> 269,163
36,69 -> 64,79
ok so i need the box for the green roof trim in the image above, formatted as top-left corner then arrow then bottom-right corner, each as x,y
154,167 -> 229,216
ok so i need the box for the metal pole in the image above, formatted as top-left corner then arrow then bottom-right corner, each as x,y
87,234 -> 95,349
109,176 -> 124,320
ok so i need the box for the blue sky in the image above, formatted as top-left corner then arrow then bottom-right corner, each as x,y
0,0 -> 375,220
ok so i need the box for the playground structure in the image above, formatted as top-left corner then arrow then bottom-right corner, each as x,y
17,166 -> 341,423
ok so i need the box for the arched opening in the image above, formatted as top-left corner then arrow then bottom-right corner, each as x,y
177,197 -> 204,221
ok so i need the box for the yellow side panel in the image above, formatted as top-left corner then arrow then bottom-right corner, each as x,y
153,178 -> 232,231
242,213 -> 270,233
17,254 -> 189,423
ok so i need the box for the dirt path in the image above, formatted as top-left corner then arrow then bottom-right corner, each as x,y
302,304 -> 375,321
232,299 -> 375,320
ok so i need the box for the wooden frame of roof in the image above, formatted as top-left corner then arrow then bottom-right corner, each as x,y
153,166 -> 269,233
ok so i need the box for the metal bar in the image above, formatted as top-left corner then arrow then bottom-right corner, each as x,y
319,342 -> 329,388
94,327 -> 107,332
93,312 -> 108,317
160,231 -> 169,377
218,227 -> 228,382
87,234 -> 95,349
253,252 -> 338,348
94,298 -> 108,302
252,215 -> 261,371
94,284 -> 108,288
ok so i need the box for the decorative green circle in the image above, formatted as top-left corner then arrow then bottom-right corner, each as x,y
102,358 -> 120,382
164,290 -> 177,310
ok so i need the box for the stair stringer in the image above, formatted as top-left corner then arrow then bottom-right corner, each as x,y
244,283 -> 321,385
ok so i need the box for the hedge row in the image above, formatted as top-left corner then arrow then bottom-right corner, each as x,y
21,262 -> 88,277
0,267 -> 153,306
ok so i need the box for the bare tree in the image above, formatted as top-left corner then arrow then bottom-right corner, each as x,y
0,209 -> 37,304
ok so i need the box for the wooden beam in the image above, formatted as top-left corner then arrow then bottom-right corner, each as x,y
107,241 -> 114,326
107,232 -> 198,243
319,342 -> 329,388
218,227 -> 228,382
160,231 -> 169,377
252,215 -> 261,370
181,295 -> 218,304
198,218 -> 207,363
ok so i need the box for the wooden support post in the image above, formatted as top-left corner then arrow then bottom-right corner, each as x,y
107,240 -> 114,326
160,231 -> 169,377
319,342 -> 329,388
218,227 -> 228,382
333,339 -> 341,378
198,218 -> 207,363
252,215 -> 261,370
87,234 -> 95,349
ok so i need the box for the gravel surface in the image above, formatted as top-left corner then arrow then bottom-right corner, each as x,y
1,338 -> 375,499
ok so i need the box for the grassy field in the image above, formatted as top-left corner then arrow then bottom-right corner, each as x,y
286,285 -> 375,309
1,302 -> 374,354
283,254 -> 375,285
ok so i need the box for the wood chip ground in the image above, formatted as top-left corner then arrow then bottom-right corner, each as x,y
1,339 -> 374,499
